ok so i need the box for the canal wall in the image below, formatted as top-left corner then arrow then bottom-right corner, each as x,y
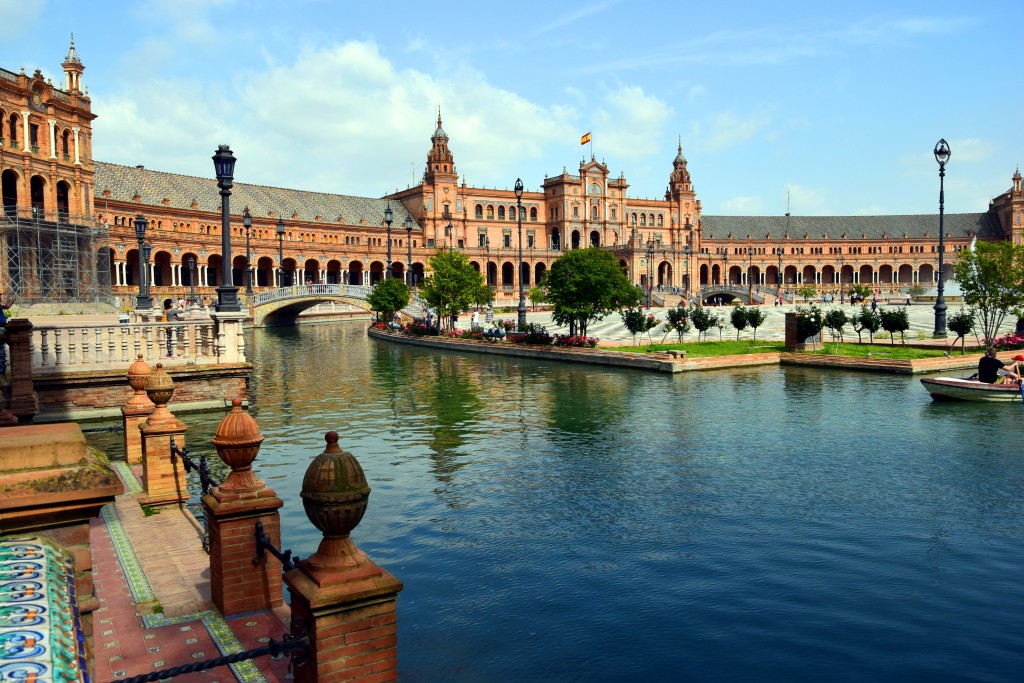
31,363 -> 250,423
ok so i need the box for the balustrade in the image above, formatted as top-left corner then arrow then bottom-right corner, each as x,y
30,320 -> 219,371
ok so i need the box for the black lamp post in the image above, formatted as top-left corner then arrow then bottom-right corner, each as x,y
276,218 -> 285,287
212,145 -> 240,312
187,255 -> 196,310
683,245 -> 691,300
723,251 -> 730,286
777,245 -> 783,287
243,207 -> 253,294
405,214 -> 414,286
515,178 -> 527,329
933,138 -> 950,337
484,235 -> 491,302
646,240 -> 655,308
133,214 -> 151,310
142,243 -> 153,304
384,203 -> 394,280
747,242 -> 753,303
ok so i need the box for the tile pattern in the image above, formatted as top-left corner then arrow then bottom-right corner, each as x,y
0,536 -> 89,683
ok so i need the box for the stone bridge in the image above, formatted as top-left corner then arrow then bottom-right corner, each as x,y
694,285 -> 789,305
249,284 -> 427,327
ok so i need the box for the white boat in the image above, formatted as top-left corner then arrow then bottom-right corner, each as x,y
920,376 -> 1023,402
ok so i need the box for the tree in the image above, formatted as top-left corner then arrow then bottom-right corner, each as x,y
797,284 -> 817,302
420,250 -> 488,333
528,285 -> 546,311
952,240 -> 1024,350
730,305 -> 749,340
545,247 -> 641,337
794,305 -> 823,347
947,308 -> 976,355
850,305 -> 881,343
621,306 -> 660,347
850,283 -> 873,302
664,304 -> 691,343
745,307 -> 768,340
690,306 -> 719,342
823,308 -> 848,346
879,307 -> 910,344
366,277 -> 410,326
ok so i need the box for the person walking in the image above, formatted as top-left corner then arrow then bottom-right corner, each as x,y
471,309 -> 480,329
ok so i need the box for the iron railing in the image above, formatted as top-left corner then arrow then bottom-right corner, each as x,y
170,436 -> 221,497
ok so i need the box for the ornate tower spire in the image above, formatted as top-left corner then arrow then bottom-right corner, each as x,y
62,33 -> 85,93
424,109 -> 457,186
666,136 -> 692,200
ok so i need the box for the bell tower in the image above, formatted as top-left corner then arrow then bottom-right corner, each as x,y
62,34 -> 84,93
664,138 -> 700,248
424,110 -> 458,186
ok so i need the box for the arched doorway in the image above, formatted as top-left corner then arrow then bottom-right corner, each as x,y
589,230 -> 600,247
534,262 -> 546,285
303,258 -> 320,284
30,175 -> 45,219
501,262 -> 514,288
2,169 -> 18,216
571,230 -> 581,250
551,229 -> 561,251
348,260 -> 364,286
56,180 -> 71,222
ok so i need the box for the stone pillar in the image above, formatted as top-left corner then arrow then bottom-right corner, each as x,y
211,310 -> 247,363
121,355 -> 154,465
784,311 -> 798,350
285,432 -> 404,683
203,398 -> 285,617
5,318 -> 38,423
138,363 -> 189,507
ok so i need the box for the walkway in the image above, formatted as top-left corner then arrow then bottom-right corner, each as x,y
91,462 -> 290,682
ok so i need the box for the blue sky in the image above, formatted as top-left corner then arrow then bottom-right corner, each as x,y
1,0 -> 1020,216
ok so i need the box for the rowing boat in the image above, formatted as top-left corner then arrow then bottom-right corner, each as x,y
920,376 -> 1023,402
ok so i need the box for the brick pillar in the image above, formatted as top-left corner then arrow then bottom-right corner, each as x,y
285,432 -> 403,683
121,354 -> 154,465
203,398 -> 285,616
5,318 -> 38,423
138,363 -> 189,507
784,311 -> 798,349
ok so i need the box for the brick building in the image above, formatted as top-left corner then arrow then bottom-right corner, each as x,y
3,40 -> 1023,307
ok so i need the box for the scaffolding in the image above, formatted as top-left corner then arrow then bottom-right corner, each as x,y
1,208 -> 112,305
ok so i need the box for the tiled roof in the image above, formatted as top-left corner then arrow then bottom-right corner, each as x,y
93,161 -> 417,228
700,213 -> 1002,241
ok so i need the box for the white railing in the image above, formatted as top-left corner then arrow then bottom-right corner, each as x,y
30,319 -> 219,371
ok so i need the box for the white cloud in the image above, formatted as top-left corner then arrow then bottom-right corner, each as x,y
591,85 -> 673,160
719,196 -> 763,214
700,108 -> 774,153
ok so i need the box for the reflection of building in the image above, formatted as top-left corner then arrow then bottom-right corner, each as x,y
3,41 -> 1023,307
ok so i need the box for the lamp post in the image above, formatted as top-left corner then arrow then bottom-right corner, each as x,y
142,243 -> 153,304
723,251 -> 730,286
384,203 -> 394,280
646,240 -> 655,308
133,214 -> 151,310
276,218 -> 285,287
747,242 -> 753,303
933,138 -> 950,337
515,178 -> 526,329
212,145 -> 240,312
777,245 -> 783,288
187,255 -> 196,310
445,221 -> 452,251
405,214 -> 414,286
485,235 -> 491,302
683,245 -> 691,301
243,208 -> 253,294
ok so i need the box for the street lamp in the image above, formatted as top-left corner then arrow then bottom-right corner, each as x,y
187,255 -> 196,310
747,242 -> 753,303
243,208 -> 253,294
142,243 -> 153,304
776,245 -> 783,287
384,203 -> 394,280
445,221 -> 452,251
276,218 -> 285,287
515,178 -> 527,330
133,214 -> 152,310
484,235 -> 491,302
212,145 -> 240,312
723,251 -> 730,286
405,214 -> 414,286
683,245 -> 691,301
933,138 -> 950,337
646,240 -> 655,308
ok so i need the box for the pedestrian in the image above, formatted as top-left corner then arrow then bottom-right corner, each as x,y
471,309 -> 480,329
871,297 -> 878,313
906,293 -> 911,306
485,304 -> 494,324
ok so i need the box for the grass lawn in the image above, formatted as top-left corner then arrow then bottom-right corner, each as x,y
606,339 -> 961,360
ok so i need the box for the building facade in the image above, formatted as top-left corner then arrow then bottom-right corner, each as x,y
3,41 -> 1023,308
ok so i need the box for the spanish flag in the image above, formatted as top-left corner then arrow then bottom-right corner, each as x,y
580,132 -> 591,145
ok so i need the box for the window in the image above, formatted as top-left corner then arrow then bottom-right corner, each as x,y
530,208 -> 537,221
573,206 -> 579,218
611,207 -> 617,220
486,205 -> 495,220
640,214 -> 646,226
479,233 -> 487,247
657,215 -> 663,227
527,234 -> 535,248
498,206 -> 506,220
504,234 -> 511,248
29,123 -> 39,150
631,213 -> 637,225
475,204 -> 483,219
510,206 -> 517,220
592,205 -> 599,220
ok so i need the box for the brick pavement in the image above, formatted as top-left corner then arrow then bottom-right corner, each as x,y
91,463 -> 293,683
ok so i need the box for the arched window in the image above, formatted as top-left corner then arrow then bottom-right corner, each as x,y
649,214 -> 655,225
640,214 -> 647,226
530,208 -> 537,221
498,206 -> 506,220
8,114 -> 19,144
486,205 -> 495,220
657,214 -> 663,227
509,206 -> 516,220
591,205 -> 599,220
631,213 -> 637,226
475,204 -> 483,219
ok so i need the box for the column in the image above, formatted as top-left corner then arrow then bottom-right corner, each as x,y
121,355 -> 154,465
203,399 -> 284,616
285,432 -> 403,683
48,119 -> 56,159
73,126 -> 81,165
5,319 -> 39,423
21,110 -> 30,152
138,364 -> 189,507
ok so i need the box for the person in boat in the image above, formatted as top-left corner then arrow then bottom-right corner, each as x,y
977,349 -> 1024,384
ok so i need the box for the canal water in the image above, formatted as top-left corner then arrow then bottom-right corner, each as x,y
92,321 -> 1024,681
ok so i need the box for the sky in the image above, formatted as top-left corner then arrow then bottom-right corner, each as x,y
1,0 -> 1020,217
